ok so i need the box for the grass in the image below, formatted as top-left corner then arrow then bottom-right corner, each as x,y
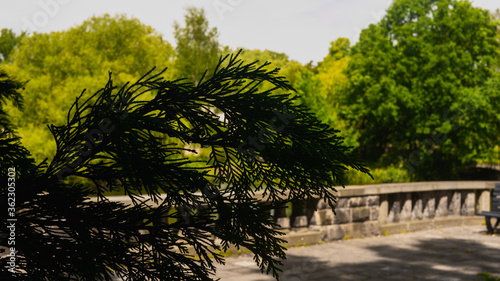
478,272 -> 500,281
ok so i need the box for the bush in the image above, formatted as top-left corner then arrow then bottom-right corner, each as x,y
345,164 -> 412,185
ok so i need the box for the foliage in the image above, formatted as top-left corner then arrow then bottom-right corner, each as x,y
174,7 -> 220,85
317,38 -> 350,100
340,0 -> 500,180
491,9 -> 500,70
227,48 -> 304,93
294,38 -> 359,148
478,272 -> 500,281
345,164 -> 412,185
0,29 -> 26,63
0,53 -> 369,280
294,68 -> 323,114
2,14 -> 175,163
0,69 -> 25,132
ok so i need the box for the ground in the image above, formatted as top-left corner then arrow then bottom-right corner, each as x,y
215,224 -> 500,281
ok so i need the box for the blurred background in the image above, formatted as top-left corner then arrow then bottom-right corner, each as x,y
1,0 -> 499,185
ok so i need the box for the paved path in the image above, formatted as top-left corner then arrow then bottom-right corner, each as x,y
214,224 -> 500,281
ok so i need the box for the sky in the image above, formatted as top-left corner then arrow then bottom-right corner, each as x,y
1,0 -> 499,65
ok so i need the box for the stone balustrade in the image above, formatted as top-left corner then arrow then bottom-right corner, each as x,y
266,181 -> 495,241
103,181 -> 495,243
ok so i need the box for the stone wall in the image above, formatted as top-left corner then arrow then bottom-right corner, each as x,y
269,181 -> 495,241
308,195 -> 381,240
104,181 -> 495,243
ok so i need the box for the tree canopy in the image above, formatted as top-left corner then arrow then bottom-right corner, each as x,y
2,14 -> 175,163
339,0 -> 500,179
293,38 -> 359,148
0,70 -> 25,133
174,7 -> 220,85
0,29 -> 25,64
1,1 -> 499,192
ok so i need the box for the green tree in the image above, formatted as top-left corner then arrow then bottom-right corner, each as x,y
318,38 -> 359,147
340,0 -> 499,179
321,38 -> 351,62
0,69 -> 25,132
0,29 -> 25,63
294,69 -> 327,121
225,48 -> 304,95
3,14 -> 175,162
491,9 -> 500,70
317,38 -> 351,95
294,38 -> 359,148
174,7 -> 220,85
0,69 -> 37,189
0,53 -> 369,280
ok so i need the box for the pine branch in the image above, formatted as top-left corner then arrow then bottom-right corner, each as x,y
1,52 -> 370,280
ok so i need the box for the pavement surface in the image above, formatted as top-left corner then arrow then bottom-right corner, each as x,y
214,224 -> 500,281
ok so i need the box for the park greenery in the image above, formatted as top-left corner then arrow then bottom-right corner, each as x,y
0,1 -> 499,184
340,0 -> 500,180
2,1 -> 499,184
0,32 -> 371,281
1,0 -> 500,280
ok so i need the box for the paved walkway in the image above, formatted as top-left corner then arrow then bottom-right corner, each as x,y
214,224 -> 500,281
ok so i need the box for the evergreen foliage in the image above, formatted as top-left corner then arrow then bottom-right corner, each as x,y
0,52 -> 369,280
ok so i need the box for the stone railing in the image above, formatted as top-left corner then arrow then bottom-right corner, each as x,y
105,181 -> 495,244
267,181 -> 495,241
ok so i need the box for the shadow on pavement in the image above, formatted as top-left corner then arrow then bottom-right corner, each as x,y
242,236 -> 500,281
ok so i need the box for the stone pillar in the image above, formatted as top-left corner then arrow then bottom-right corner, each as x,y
367,195 -> 380,222
411,193 -> 423,220
448,191 -> 461,216
460,191 -> 475,216
422,192 -> 436,219
400,193 -> 412,222
293,216 -> 308,228
309,211 -> 321,226
476,189 -> 491,213
275,204 -> 291,229
379,194 -> 389,224
291,200 -> 308,228
387,194 -> 402,222
436,191 -> 449,217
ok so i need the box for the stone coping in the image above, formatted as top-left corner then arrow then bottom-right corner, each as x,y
252,181 -> 496,200
335,181 -> 496,197
96,181 -> 496,205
